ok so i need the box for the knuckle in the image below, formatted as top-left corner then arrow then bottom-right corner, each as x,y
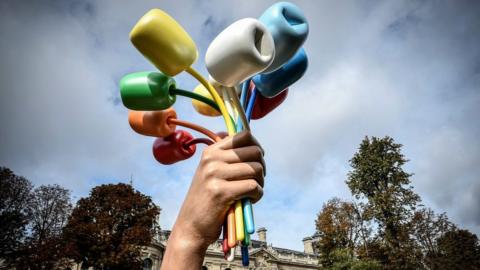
253,162 -> 264,176
247,180 -> 260,193
206,180 -> 223,199
252,146 -> 263,158
245,132 -> 255,144
250,183 -> 264,203
257,186 -> 264,200
203,162 -> 219,179
201,147 -> 216,164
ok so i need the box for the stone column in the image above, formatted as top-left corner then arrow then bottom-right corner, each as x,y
302,237 -> 314,254
257,227 -> 267,242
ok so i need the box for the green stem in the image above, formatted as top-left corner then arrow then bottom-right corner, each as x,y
170,88 -> 220,112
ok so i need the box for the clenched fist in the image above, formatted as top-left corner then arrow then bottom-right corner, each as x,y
161,131 -> 265,269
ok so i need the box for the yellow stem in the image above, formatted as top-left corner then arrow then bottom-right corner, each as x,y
186,67 -> 236,135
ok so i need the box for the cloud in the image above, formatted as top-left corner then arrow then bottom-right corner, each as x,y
0,0 -> 479,251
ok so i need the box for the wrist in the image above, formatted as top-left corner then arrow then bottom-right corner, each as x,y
161,223 -> 209,269
169,224 -> 209,253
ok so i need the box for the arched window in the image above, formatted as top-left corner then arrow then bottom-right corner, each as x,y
143,258 -> 153,270
202,267 -> 208,270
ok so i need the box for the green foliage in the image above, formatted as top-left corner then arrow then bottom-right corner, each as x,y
316,136 -> 480,270
63,183 -> 160,270
323,248 -> 381,270
347,136 -> 420,228
346,136 -> 421,269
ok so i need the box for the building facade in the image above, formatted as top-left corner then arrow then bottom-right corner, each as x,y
136,227 -> 320,270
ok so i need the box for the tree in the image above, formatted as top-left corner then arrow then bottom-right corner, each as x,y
356,238 -> 389,266
346,136 -> 421,269
0,167 -> 33,266
428,229 -> 480,270
324,248 -> 382,270
409,208 -> 455,268
63,183 -> 160,269
315,198 -> 366,266
15,184 -> 73,269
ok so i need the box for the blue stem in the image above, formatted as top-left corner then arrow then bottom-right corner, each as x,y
246,86 -> 258,122
241,245 -> 249,266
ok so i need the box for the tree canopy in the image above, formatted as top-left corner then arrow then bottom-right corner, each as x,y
315,136 -> 480,269
0,167 -> 33,263
63,183 -> 160,269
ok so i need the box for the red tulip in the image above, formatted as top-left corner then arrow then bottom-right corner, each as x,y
250,81 -> 288,120
152,130 -> 196,164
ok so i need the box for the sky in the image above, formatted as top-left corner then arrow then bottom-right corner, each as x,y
0,0 -> 479,252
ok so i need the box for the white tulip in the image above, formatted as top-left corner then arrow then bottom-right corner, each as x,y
205,18 -> 275,87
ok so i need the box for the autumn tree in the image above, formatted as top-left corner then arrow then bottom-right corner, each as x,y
409,208 -> 455,268
315,198 -> 368,266
14,184 -> 73,269
0,167 -> 33,267
63,183 -> 160,269
346,136 -> 421,269
314,136 -> 480,269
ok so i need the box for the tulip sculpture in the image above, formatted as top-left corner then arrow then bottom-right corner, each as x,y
119,2 -> 309,266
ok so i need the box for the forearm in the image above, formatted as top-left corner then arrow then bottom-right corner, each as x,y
160,132 -> 264,269
160,223 -> 209,269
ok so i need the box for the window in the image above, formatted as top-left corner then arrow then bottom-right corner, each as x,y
202,267 -> 208,270
143,258 -> 153,270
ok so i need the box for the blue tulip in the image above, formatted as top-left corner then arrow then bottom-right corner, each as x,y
259,1 -> 309,73
253,48 -> 308,97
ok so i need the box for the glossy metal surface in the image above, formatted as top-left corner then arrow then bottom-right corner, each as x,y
205,18 -> 275,87
253,48 -> 307,97
130,9 -> 198,76
259,1 -> 308,73
128,108 -> 177,137
120,71 -> 176,110
152,130 -> 196,165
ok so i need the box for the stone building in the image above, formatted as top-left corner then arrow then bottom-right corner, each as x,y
136,227 -> 320,270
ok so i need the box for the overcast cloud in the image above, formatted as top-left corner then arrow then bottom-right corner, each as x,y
1,0 -> 479,251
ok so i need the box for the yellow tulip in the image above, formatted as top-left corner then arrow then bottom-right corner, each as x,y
191,84 -> 221,117
130,9 -> 198,76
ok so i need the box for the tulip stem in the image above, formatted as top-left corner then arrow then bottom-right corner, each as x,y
167,118 -> 221,142
246,87 -> 258,122
228,88 -> 250,132
184,137 -> 214,148
240,80 -> 250,110
185,67 -> 236,135
170,88 -> 220,112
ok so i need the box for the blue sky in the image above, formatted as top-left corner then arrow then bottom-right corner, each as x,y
1,0 -> 479,251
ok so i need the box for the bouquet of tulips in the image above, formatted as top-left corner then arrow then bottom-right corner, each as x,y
119,2 -> 309,266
